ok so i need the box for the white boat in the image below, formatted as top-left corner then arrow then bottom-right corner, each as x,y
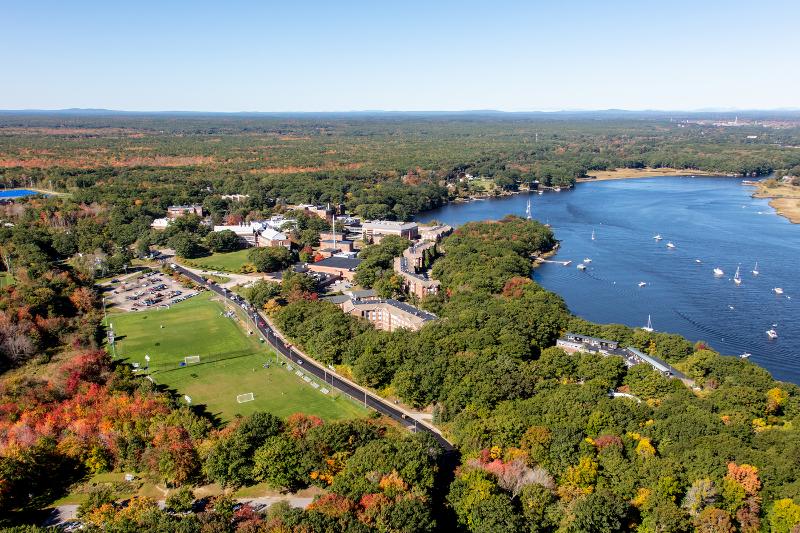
641,315 -> 654,333
666,242 -> 676,249
713,268 -> 724,277
739,352 -> 751,359
653,234 -> 663,241
577,263 -> 587,271
591,229 -> 596,241
538,191 -> 543,195
752,261 -> 759,276
525,198 -> 532,220
638,281 -> 647,288
583,258 -> 592,263
695,259 -> 702,264
773,287 -> 784,295
554,187 -> 562,192
562,260 -> 572,266
734,265 -> 742,285
766,329 -> 778,339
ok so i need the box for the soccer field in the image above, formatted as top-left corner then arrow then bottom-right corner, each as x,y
110,292 -> 366,422
181,249 -> 252,273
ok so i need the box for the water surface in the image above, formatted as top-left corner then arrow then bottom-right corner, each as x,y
418,177 -> 799,384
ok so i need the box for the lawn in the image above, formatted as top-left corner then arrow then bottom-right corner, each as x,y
182,249 -> 253,273
0,272 -> 14,288
110,292 -> 366,422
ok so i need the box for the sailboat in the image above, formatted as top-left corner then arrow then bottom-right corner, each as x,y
525,198 -> 532,220
638,281 -> 647,287
642,315 -> 654,333
734,265 -> 742,285
591,229 -> 596,241
752,261 -> 759,276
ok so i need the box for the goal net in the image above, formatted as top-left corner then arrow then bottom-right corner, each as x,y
184,355 -> 201,364
236,392 -> 255,403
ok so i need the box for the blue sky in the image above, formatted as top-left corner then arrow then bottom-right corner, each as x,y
2,0 -> 798,111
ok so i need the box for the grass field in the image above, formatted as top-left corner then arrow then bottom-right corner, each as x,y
182,249 -> 252,273
0,272 -> 14,288
110,292 -> 366,422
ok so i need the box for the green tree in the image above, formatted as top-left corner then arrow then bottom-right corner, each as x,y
249,246 -> 294,272
205,230 -> 243,253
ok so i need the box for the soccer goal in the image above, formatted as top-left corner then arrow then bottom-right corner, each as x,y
184,355 -> 201,364
236,392 -> 255,403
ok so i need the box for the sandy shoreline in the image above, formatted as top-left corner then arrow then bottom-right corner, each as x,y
749,180 -> 800,224
579,167 -> 719,182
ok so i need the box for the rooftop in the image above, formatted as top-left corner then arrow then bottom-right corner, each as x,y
362,220 -> 418,231
355,298 -> 437,321
626,347 -> 672,374
310,256 -> 362,270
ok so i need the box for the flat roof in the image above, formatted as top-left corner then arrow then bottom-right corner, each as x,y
362,220 -> 418,231
322,294 -> 351,305
310,256 -> 362,270
352,298 -> 436,321
565,332 -> 619,345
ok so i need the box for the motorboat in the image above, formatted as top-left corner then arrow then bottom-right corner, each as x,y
562,260 -> 572,266
695,259 -> 702,263
583,258 -> 592,263
638,281 -> 647,287
739,352 -> 751,359
713,268 -> 724,277
641,314 -> 654,333
666,242 -> 676,249
653,234 -> 663,241
766,329 -> 778,339
577,263 -> 587,271
773,287 -> 784,295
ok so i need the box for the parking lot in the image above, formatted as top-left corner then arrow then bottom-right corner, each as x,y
104,270 -> 199,312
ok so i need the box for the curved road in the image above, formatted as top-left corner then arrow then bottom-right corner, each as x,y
169,263 -> 453,452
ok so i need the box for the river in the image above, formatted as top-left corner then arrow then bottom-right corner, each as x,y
417,176 -> 799,384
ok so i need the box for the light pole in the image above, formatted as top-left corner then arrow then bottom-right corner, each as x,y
102,297 -> 107,326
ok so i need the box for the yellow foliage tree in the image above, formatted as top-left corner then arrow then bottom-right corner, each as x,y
636,437 -> 656,458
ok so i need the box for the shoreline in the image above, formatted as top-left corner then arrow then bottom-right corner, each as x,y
579,167 -> 721,182
749,180 -> 800,224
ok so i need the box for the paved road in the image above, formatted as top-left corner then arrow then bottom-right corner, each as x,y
45,496 -> 313,525
169,263 -> 453,451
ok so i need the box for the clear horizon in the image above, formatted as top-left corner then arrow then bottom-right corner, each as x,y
3,0 -> 798,112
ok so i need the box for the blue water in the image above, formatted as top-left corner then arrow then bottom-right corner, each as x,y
418,177 -> 800,384
0,189 -> 41,199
